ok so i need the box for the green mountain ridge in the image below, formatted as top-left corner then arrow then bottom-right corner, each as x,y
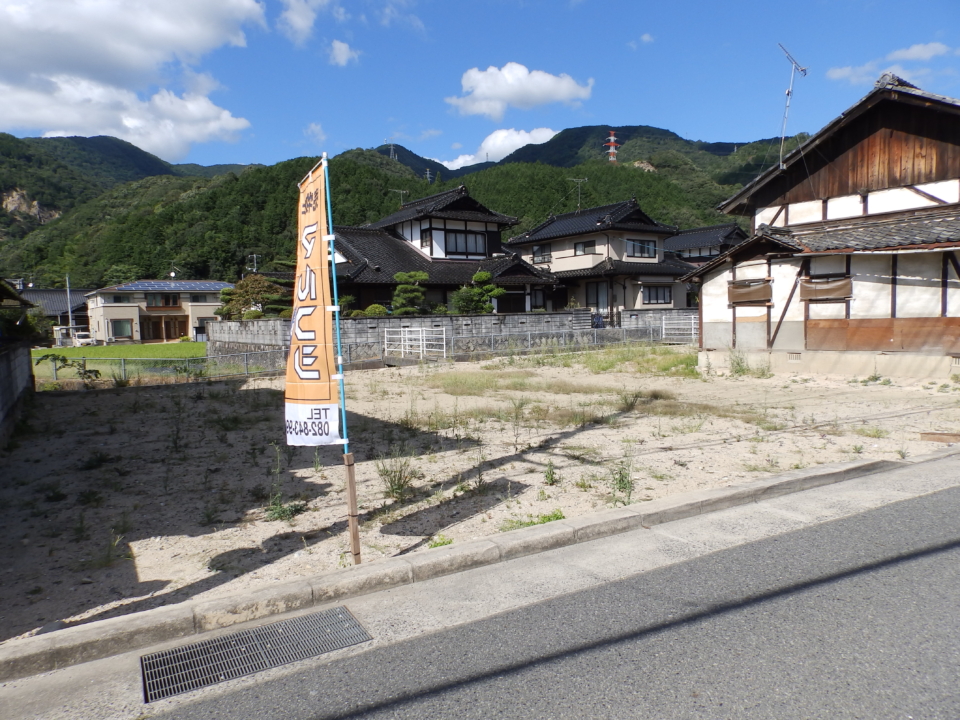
0,124 -> 805,289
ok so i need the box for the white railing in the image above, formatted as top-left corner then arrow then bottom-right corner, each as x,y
661,315 -> 699,345
383,328 -> 447,359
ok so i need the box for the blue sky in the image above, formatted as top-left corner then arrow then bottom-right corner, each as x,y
2,0 -> 959,169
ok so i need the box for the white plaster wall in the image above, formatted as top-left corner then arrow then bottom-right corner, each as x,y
411,223 -> 421,243
850,255 -> 892,319
702,267 -> 731,322
869,187 -> 936,214
896,252 -> 940,318
433,230 -> 446,258
946,253 -> 960,316
446,220 -> 466,230
771,259 -> 805,321
788,200 -> 821,225
808,302 -> 846,319
809,256 -> 846,275
755,206 -> 778,226
916,179 -> 960,204
735,305 -> 766,318
735,260 -> 768,280
827,195 -> 861,220
467,222 -> 486,232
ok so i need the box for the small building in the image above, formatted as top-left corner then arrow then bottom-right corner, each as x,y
685,74 -> 960,378
85,280 -> 232,343
505,199 -> 696,316
20,288 -> 93,329
335,185 -> 557,312
664,223 -> 748,266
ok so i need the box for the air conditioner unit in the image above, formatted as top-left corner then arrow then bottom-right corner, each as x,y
106,336 -> 116,343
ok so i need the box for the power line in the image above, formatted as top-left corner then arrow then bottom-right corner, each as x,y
389,189 -> 409,207
568,178 -> 588,213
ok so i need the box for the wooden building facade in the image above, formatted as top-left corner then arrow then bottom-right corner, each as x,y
686,74 -> 960,377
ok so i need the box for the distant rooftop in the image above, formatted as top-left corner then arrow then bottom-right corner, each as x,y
89,280 -> 234,295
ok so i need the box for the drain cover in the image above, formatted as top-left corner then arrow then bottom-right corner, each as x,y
140,606 -> 371,702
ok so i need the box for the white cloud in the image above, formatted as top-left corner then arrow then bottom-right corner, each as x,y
380,0 -> 424,31
451,142 -> 462,149
329,40 -> 360,66
0,0 -> 262,160
827,60 -> 931,85
445,63 -> 593,121
305,122 -> 327,144
826,61 -> 880,85
278,0 -> 335,45
641,33 -> 654,43
887,42 -> 950,61
418,129 -> 442,140
1,76 -> 248,161
438,128 -> 557,170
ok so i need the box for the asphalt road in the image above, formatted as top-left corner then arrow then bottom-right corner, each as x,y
153,484 -> 960,720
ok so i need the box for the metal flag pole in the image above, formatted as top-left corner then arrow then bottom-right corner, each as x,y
322,153 -> 361,565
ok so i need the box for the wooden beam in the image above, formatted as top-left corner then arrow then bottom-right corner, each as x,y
770,261 -> 804,348
891,255 -> 898,319
845,255 -> 852,320
731,263 -> 737,349
906,185 -> 948,205
942,252 -> 949,318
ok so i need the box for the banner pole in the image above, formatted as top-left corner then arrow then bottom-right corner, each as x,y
321,153 -> 360,565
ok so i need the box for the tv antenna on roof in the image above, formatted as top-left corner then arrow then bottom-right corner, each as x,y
568,177 -> 588,213
778,43 -> 808,170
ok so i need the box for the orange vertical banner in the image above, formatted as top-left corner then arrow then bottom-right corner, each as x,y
285,163 -> 342,445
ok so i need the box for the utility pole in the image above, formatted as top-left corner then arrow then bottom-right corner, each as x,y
389,189 -> 409,207
569,178 -> 588,212
424,168 -> 432,183
778,43 -> 808,169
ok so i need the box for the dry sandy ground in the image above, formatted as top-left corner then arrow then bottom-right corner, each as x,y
2,347 -> 959,644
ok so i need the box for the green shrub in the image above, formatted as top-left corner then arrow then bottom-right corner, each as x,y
242,310 -> 264,320
364,304 -> 388,317
278,308 -> 293,319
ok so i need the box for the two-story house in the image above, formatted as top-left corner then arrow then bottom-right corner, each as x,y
684,73 -> 960,378
335,185 -> 557,312
86,280 -> 233,343
506,199 -> 696,316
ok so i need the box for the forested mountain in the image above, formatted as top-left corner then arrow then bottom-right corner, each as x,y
0,125 -> 802,289
0,134 -> 255,243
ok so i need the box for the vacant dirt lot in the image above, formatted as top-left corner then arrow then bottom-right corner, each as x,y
2,344 -> 959,643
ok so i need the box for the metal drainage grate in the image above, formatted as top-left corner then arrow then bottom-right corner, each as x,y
140,606 -> 371,703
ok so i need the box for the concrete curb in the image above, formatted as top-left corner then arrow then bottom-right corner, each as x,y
2,447 -> 958,682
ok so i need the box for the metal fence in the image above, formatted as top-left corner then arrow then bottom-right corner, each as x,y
34,350 -> 287,385
383,328 -> 447,360
661,315 -> 699,344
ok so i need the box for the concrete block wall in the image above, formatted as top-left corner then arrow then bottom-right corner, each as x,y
0,342 -> 34,444
620,308 -> 697,328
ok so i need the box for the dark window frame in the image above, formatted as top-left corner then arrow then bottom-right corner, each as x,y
642,285 -> 672,305
575,240 -> 596,256
532,244 -> 552,263
627,239 -> 656,258
445,231 -> 487,256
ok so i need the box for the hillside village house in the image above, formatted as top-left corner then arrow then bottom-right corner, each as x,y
505,200 -> 698,317
86,280 -> 232,343
663,223 -> 748,266
334,185 -> 557,312
685,73 -> 960,378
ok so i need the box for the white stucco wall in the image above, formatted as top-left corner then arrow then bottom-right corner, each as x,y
850,255 -> 892,319
827,195 -> 861,220
896,253 -> 941,318
789,200 -> 822,225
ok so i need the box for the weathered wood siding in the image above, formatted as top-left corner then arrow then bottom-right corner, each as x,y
751,100 -> 960,209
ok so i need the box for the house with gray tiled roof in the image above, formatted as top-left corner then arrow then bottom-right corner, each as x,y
664,223 -> 748,265
683,73 -> 960,378
506,199 -> 697,316
85,280 -> 233,343
334,185 -> 558,312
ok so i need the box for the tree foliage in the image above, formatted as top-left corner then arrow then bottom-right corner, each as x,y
451,271 -> 505,314
391,271 -> 429,315
218,274 -> 282,319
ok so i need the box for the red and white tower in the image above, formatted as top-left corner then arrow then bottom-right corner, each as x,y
604,130 -> 620,163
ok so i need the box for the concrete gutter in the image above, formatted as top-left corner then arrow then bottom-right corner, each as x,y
2,446 -> 957,683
